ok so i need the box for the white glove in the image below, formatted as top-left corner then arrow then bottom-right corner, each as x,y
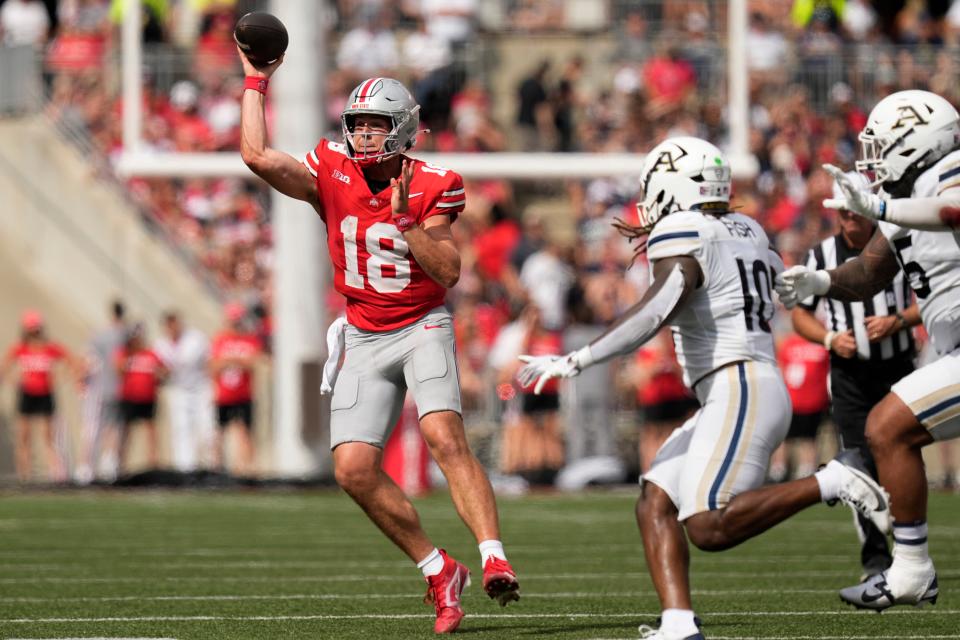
517,352 -> 582,395
822,163 -> 886,220
320,316 -> 347,395
774,265 -> 831,309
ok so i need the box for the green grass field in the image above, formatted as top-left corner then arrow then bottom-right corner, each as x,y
0,488 -> 957,639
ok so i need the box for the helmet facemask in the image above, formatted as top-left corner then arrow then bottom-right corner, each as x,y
341,108 -> 419,167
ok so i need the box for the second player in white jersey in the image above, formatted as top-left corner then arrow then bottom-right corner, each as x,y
778,90 -> 960,613
647,210 -> 780,387
878,149 -> 960,356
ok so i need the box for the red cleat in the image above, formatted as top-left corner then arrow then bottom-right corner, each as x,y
423,550 -> 471,634
482,556 -> 520,606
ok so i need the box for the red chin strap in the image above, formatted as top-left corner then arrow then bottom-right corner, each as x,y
353,155 -> 383,168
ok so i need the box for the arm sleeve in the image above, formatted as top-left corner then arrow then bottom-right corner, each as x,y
882,193 -> 960,231
577,263 -> 688,367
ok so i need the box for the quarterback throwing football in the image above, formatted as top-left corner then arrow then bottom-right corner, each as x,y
238,48 -> 518,634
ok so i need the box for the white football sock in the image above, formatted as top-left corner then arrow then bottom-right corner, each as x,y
417,547 -> 444,578
814,460 -> 842,502
891,520 -> 931,569
661,608 -> 698,636
479,539 -> 506,564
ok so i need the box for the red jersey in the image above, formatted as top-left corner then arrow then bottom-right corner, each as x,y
7,342 -> 67,396
211,332 -> 261,405
117,348 -> 164,403
304,140 -> 465,332
634,345 -> 692,407
778,334 -> 830,415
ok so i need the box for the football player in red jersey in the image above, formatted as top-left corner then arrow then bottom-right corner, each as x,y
238,48 -> 519,632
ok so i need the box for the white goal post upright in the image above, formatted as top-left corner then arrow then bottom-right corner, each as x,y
116,0 -> 757,477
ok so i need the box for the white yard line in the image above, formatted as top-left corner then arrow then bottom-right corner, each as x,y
0,589 -> 843,603
3,610 -> 959,624
3,569 -> 958,585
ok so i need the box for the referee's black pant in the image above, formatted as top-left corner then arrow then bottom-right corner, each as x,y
830,354 -> 915,574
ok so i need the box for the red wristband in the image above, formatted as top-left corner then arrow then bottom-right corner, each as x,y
393,213 -> 414,233
244,76 -> 269,95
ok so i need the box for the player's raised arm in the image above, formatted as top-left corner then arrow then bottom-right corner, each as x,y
776,229 -> 900,307
237,47 -> 318,206
823,163 -> 960,231
517,255 -> 701,394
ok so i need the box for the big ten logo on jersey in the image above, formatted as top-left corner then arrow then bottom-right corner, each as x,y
720,217 -> 755,239
331,169 -> 351,184
340,216 -> 411,294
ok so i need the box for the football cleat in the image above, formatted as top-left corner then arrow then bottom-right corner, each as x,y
829,449 -> 891,535
840,568 -> 938,611
423,550 -> 471,634
482,556 -> 520,606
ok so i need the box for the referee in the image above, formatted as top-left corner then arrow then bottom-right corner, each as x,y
791,171 -> 921,581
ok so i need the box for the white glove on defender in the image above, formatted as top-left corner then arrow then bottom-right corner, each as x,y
517,352 -> 582,395
822,163 -> 886,220
320,316 -> 347,395
774,265 -> 831,309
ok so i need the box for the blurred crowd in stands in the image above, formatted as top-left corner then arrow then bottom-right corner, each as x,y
4,0 -> 960,486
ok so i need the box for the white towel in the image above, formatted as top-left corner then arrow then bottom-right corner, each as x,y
320,316 -> 348,395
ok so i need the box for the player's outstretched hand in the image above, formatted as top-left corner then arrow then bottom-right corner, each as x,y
391,159 -> 414,213
517,353 -> 580,395
236,44 -> 284,78
774,265 -> 831,309
822,163 -> 885,219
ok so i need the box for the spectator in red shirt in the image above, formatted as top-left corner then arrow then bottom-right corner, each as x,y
209,302 -> 262,476
628,329 -> 698,474
491,305 -> 564,485
770,333 -> 831,481
115,323 -> 166,473
0,310 -> 80,482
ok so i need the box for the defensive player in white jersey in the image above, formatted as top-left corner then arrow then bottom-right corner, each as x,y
778,89 -> 960,610
518,137 -> 891,640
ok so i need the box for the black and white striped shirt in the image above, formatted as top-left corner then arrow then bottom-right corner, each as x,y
800,233 -> 915,362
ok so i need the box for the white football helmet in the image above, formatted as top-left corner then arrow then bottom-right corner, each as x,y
341,77 -> 420,166
636,136 -> 731,230
856,90 -> 960,189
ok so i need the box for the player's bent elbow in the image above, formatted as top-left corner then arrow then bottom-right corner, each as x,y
441,270 -> 460,289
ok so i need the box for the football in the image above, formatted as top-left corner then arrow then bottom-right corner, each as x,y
234,12 -> 288,67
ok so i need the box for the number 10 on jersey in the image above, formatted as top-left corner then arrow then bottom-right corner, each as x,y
737,258 -> 775,333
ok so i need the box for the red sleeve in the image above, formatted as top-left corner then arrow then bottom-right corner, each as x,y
303,141 -> 323,180
424,170 -> 465,223
302,140 -> 328,221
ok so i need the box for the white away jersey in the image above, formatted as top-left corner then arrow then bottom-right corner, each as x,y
879,149 -> 960,355
647,210 -> 781,386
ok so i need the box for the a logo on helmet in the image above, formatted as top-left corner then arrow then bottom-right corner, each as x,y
649,146 -> 688,173
892,105 -> 929,129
